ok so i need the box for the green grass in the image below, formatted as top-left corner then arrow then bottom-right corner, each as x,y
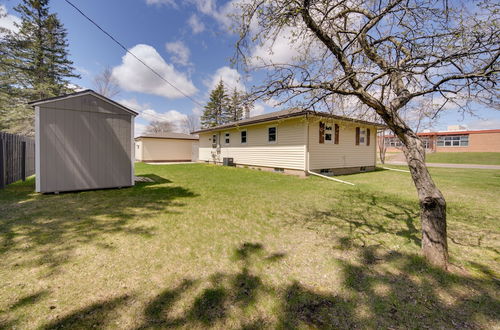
0,164 -> 499,329
425,152 -> 500,165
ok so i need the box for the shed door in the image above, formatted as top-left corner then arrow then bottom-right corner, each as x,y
191,142 -> 199,162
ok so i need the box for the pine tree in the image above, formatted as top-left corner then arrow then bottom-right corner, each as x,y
201,80 -> 228,128
226,88 -> 245,122
0,0 -> 79,135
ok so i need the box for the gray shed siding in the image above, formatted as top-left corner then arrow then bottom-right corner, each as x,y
36,93 -> 134,193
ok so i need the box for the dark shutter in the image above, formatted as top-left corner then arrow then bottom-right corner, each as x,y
334,124 -> 339,144
355,127 -> 360,145
367,128 -> 371,146
319,122 -> 325,144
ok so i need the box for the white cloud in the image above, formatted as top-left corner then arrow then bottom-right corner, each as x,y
0,5 -> 21,37
140,109 -> 188,132
145,0 -> 176,6
249,28 -> 306,67
467,119 -> 500,130
118,98 -> 147,112
118,98 -> 188,133
135,122 -> 147,137
112,44 -> 197,99
206,66 -> 245,92
165,41 -> 191,66
187,14 -> 205,34
251,103 -> 265,116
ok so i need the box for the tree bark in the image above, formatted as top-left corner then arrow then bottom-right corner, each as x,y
400,132 -> 448,269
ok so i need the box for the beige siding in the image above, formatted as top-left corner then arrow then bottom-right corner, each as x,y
137,138 -> 196,161
308,117 -> 377,170
199,118 -> 307,170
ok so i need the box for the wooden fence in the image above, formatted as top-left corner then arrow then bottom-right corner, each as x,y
0,132 -> 35,189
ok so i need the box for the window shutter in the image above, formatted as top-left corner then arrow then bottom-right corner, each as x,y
334,124 -> 339,144
367,128 -> 371,146
319,122 -> 325,144
355,127 -> 360,145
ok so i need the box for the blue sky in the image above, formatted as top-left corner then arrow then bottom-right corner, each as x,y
1,0 -> 499,135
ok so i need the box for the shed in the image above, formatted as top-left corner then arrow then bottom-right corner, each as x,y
30,90 -> 137,193
135,133 -> 199,162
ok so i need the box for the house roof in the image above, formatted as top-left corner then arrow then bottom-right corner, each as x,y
29,89 -> 138,116
192,108 -> 385,133
135,132 -> 199,140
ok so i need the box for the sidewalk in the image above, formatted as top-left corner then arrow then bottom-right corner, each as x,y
384,161 -> 500,170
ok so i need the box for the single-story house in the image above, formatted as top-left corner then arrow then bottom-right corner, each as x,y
30,89 -> 137,193
192,108 -> 385,177
384,127 -> 500,152
135,133 -> 199,162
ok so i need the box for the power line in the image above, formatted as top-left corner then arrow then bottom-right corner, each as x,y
64,0 -> 204,108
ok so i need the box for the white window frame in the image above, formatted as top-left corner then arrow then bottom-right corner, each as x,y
240,130 -> 247,144
436,135 -> 468,147
268,126 -> 277,144
224,132 -> 230,145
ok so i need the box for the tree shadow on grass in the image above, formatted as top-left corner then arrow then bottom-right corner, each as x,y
41,295 -> 132,330
134,242 -> 499,329
0,175 -> 197,271
30,242 -> 499,329
290,189 -> 422,248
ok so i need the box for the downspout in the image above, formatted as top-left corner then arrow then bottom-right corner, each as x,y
307,170 -> 355,186
305,114 -> 310,173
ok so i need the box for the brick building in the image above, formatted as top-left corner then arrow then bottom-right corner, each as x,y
384,127 -> 500,153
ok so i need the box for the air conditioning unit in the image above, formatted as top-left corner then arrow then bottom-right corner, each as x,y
223,157 -> 235,166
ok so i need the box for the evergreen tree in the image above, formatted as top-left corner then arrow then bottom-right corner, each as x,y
226,88 -> 245,122
0,0 -> 79,135
201,80 -> 228,128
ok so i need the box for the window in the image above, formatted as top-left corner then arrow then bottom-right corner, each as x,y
385,137 -> 403,147
268,126 -> 277,143
320,122 -> 337,144
224,132 -> 230,145
136,144 -> 139,149
212,134 -> 217,148
359,129 -> 366,144
422,138 -> 431,149
325,125 -> 333,142
241,130 -> 247,144
436,135 -> 468,147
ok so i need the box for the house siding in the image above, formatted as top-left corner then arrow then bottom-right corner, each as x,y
199,117 -> 307,170
308,117 -> 377,170
136,138 -> 197,162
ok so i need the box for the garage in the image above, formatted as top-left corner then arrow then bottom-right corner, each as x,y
135,133 -> 199,162
31,89 -> 137,193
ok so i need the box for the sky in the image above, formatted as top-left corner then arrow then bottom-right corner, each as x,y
0,0 -> 499,136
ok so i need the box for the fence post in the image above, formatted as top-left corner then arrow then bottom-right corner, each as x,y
0,138 -> 5,189
21,141 -> 27,181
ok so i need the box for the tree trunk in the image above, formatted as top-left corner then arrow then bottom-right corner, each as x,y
401,133 -> 448,269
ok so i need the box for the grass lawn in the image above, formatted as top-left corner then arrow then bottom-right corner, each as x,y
1,164 -> 499,329
425,152 -> 500,165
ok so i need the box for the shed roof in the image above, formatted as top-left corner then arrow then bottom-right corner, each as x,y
29,89 -> 138,116
135,132 -> 199,140
192,108 -> 385,133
